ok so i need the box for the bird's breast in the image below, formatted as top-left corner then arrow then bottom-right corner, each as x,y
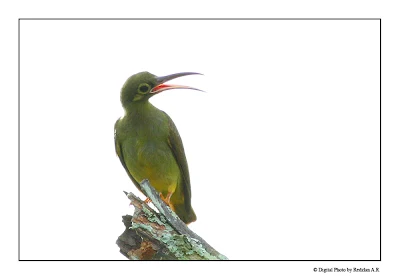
119,113 -> 179,186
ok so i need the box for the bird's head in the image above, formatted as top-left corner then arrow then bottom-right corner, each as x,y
120,71 -> 202,108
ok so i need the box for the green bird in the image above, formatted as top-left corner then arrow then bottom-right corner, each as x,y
114,71 -> 201,224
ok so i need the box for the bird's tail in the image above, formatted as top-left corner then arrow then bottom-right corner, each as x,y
174,204 -> 197,224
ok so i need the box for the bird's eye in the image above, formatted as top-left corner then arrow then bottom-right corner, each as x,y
138,83 -> 150,94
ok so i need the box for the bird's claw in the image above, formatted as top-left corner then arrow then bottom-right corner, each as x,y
159,193 -> 168,204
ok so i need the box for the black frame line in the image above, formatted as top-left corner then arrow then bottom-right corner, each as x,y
18,18 -> 380,20
18,18 -> 382,262
379,19 -> 382,261
18,18 -> 21,261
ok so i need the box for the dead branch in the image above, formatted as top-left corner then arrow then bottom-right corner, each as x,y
116,179 -> 227,260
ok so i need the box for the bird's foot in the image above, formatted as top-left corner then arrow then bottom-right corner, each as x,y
144,197 -> 152,204
160,193 -> 176,212
160,192 -> 173,206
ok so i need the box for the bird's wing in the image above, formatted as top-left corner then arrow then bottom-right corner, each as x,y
165,113 -> 192,208
114,120 -> 141,191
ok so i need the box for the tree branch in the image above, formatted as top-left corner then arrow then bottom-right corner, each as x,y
116,179 -> 228,260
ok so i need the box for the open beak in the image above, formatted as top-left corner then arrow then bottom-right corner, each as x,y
150,72 -> 203,94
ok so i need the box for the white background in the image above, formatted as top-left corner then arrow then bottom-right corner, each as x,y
19,19 -> 379,260
2,1 -> 400,279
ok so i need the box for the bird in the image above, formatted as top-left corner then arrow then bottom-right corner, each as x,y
114,71 -> 201,224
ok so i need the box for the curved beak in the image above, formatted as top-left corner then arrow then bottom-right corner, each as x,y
151,72 -> 203,94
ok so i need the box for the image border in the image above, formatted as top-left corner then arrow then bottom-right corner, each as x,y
17,18 -> 381,261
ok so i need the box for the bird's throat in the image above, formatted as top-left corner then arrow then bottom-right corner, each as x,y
124,100 -> 156,117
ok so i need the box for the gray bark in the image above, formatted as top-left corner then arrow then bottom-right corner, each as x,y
116,179 -> 228,260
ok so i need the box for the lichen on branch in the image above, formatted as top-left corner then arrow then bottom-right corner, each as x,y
116,179 -> 227,260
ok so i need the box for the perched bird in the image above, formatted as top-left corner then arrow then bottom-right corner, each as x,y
115,71 -> 201,224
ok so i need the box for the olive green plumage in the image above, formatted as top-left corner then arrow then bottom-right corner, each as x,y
114,71 -> 200,224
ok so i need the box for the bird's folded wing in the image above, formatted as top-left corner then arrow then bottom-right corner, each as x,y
114,121 -> 141,191
165,113 -> 192,209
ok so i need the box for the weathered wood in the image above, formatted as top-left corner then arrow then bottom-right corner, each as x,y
116,179 -> 228,260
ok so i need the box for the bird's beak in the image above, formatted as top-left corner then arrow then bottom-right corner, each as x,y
150,72 -> 203,94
